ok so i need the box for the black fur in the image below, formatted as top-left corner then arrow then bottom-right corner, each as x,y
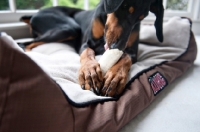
20,0 -> 164,63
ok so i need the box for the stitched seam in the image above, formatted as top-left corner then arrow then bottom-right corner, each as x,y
70,105 -> 76,132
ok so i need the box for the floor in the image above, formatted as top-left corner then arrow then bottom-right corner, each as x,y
119,35 -> 200,132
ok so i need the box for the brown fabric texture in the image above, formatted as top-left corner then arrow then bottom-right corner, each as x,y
0,30 -> 197,132
0,38 -> 73,132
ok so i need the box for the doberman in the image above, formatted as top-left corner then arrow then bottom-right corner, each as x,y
20,0 -> 164,97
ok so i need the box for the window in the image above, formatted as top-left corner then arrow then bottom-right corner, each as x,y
0,0 -> 99,11
166,0 -> 189,11
15,0 -> 51,10
0,0 -> 199,23
0,0 -> 100,23
0,0 -> 9,10
0,0 -> 199,36
141,0 -> 199,21
163,0 -> 200,19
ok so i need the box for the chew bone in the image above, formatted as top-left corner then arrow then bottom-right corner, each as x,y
98,49 -> 123,75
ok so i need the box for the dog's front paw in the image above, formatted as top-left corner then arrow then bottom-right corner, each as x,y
78,59 -> 103,95
101,54 -> 132,97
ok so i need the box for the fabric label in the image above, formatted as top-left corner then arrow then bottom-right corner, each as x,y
148,72 -> 168,96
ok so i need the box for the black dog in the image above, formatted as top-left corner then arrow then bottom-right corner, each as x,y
20,0 -> 164,97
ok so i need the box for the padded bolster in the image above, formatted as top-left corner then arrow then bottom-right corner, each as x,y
0,31 -> 197,132
0,38 -> 74,132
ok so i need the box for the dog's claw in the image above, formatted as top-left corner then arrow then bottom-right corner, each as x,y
105,89 -> 110,97
81,85 -> 85,90
95,87 -> 100,95
102,87 -> 107,92
108,87 -> 112,92
90,88 -> 94,93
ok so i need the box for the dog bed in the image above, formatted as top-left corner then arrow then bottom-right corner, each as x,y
0,17 -> 197,132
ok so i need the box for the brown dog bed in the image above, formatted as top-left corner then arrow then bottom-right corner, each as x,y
0,17 -> 197,132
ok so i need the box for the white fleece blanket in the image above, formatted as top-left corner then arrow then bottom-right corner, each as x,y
1,16 -> 191,105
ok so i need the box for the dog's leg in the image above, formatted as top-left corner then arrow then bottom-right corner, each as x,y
77,10 -> 107,94
20,7 -> 83,51
101,24 -> 140,97
124,23 -> 140,63
25,42 -> 45,52
78,47 -> 103,94
101,53 -> 132,97
23,27 -> 81,51
33,27 -> 80,42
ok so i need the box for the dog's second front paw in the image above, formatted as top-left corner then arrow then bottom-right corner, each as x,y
101,54 -> 132,97
101,70 -> 128,97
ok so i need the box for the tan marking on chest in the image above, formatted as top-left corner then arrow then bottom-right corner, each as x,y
126,31 -> 139,47
92,18 -> 105,39
106,13 -> 122,46
139,15 -> 145,20
129,6 -> 134,14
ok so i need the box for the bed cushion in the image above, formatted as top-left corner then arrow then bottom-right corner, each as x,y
0,17 -> 197,132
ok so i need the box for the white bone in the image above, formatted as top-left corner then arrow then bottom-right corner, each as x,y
98,49 -> 123,75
